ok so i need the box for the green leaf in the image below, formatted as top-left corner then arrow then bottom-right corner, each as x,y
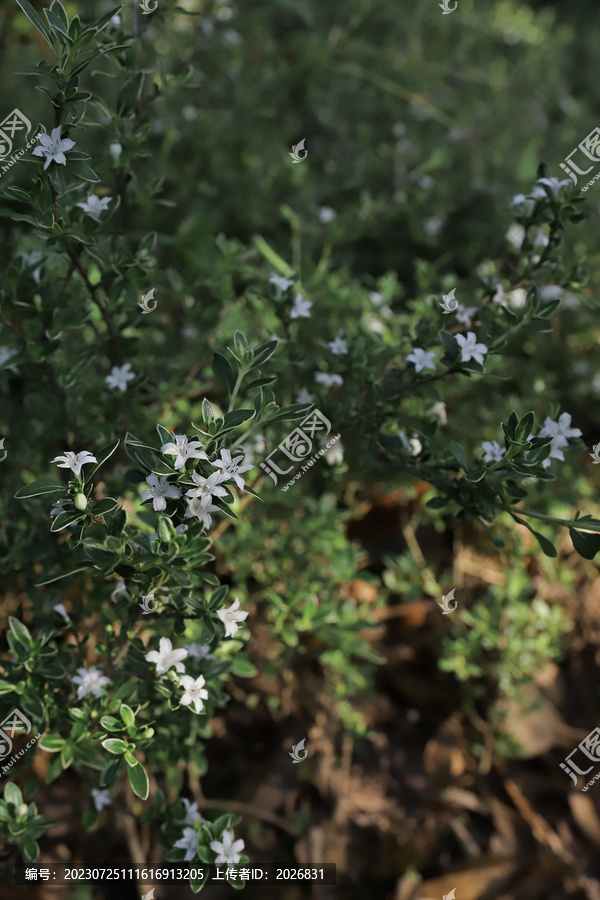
233,331 -> 248,354
221,409 -> 255,430
128,761 -> 149,800
448,440 -> 469,471
117,71 -> 144,117
23,837 -> 39,862
50,0 -> 69,26
100,716 -> 122,732
120,705 -> 135,727
67,160 -> 100,182
439,330 -> 460,361
253,234 -> 293,276
86,439 -> 120,478
213,352 -> 236,395
51,510 -> 85,532
44,8 -> 71,40
14,480 -> 65,499
99,756 -> 121,788
101,738 -> 128,755
91,498 -> 119,516
156,424 -> 174,447
38,734 -> 65,752
9,617 -> 33,649
60,743 -> 74,769
250,340 -> 278,370
4,783 -> 23,806
35,566 -> 88,586
16,0 -> 54,45
231,657 -> 258,678
511,513 -> 557,558
569,528 -> 600,560
45,754 -> 63,784
158,516 -> 177,543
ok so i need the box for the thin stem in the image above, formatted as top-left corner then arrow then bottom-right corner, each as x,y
508,506 -> 600,533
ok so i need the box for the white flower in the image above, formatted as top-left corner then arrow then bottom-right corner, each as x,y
481,440 -> 505,463
315,372 -> 343,388
319,206 -> 336,223
509,288 -> 527,308
161,434 -> 209,470
535,177 -> 573,198
76,194 -> 112,221
532,227 -> 549,249
145,637 -> 188,676
109,142 -> 122,161
455,332 -> 488,365
295,388 -> 313,404
423,215 -> 444,236
105,363 -> 135,392
398,430 -> 422,456
174,827 -> 199,862
538,412 -> 582,469
109,13 -> 121,26
212,448 -> 253,490
210,829 -> 245,866
269,274 -> 294,295
328,336 -> 348,355
50,499 -> 70,518
178,674 -> 209,714
53,603 -> 69,620
428,402 -> 447,425
32,126 -> 76,170
456,305 -> 479,327
323,440 -> 344,464
186,470 -> 229,507
0,347 -> 17,368
290,293 -> 312,319
406,348 -> 437,373
22,250 -> 43,283
141,473 -> 182,512
492,283 -> 507,305
186,643 -> 216,660
369,291 -> 383,305
175,524 -> 188,535
72,667 -> 111,700
181,798 -> 206,825
363,314 -> 385,334
506,224 -> 525,249
184,499 -> 219,529
51,450 -> 97,477
511,194 -> 535,216
110,578 -> 131,604
91,789 -> 111,812
217,597 -> 248,638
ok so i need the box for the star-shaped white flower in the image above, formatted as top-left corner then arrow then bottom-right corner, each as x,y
141,473 -> 182,512
110,578 -> 131,604
161,434 -> 209,470
210,829 -> 245,866
295,388 -> 313,404
76,194 -> 112,221
174,827 -> 199,862
406,348 -> 437,373
181,798 -> 206,825
534,177 -> 573,199
186,643 -> 216,660
328,336 -> 348,355
323,440 -> 344,465
456,305 -> 479,327
72,667 -> 111,700
145,637 -> 188,676
91,788 -> 111,812
217,597 -> 248,638
184,499 -> 219,529
315,372 -> 343,388
32,126 -> 76,170
481,440 -> 505,463
212,448 -> 254,490
290,292 -> 312,319
186,471 -> 228,507
455,332 -> 488,365
538,412 -> 582,469
269,274 -> 294,295
178,674 -> 209,714
105,363 -> 135,392
51,450 -> 97,477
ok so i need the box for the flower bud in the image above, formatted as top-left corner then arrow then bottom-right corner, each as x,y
74,493 -> 88,511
